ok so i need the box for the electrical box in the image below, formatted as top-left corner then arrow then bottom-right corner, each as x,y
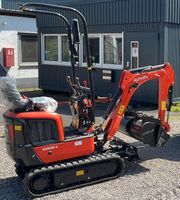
3,48 -> 14,67
131,41 -> 139,69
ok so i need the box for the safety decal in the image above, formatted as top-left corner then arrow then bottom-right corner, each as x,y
75,140 -> 82,146
118,105 -> 125,115
14,125 -> 22,131
161,101 -> 167,111
76,170 -> 85,176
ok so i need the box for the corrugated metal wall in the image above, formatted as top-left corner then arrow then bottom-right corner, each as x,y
2,0 -> 163,26
1,0 -> 65,10
72,0 -> 162,25
39,65 -> 121,97
165,0 -> 180,24
164,24 -> 180,101
35,0 -> 163,29
38,30 -> 160,103
2,0 -> 180,25
36,0 -> 163,102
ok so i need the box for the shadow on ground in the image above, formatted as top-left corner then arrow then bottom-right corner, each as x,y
132,134 -> 180,162
0,162 -> 149,200
0,136 -> 179,200
0,177 -> 29,200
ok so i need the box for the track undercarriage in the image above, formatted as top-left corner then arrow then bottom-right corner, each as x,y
20,138 -> 138,198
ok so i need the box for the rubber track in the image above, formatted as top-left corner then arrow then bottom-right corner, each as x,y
23,152 -> 125,198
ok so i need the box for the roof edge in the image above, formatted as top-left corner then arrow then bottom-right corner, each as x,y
0,9 -> 36,18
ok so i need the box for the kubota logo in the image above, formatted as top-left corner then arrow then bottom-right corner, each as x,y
134,75 -> 148,82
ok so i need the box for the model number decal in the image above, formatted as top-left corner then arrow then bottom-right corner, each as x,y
42,146 -> 58,151
75,140 -> 82,146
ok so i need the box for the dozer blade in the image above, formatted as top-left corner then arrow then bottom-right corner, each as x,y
23,152 -> 125,198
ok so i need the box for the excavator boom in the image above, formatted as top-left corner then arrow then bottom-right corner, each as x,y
103,63 -> 174,145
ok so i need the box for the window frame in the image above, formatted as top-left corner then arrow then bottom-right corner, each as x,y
102,33 -> 124,70
19,33 -> 38,67
61,34 -> 71,65
41,34 -> 60,65
82,34 -> 101,67
82,33 -> 124,69
41,32 -> 124,70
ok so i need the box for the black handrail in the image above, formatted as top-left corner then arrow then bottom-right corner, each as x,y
20,8 -> 76,81
20,3 -> 95,111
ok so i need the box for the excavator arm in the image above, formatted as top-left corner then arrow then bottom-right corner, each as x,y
103,63 -> 174,146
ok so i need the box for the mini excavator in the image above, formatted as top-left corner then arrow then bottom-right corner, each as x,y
2,3 -> 174,198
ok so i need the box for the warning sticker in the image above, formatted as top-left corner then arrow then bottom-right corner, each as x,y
118,105 -> 125,115
161,101 -> 167,111
74,140 -> 82,146
14,125 -> 22,131
76,170 -> 85,176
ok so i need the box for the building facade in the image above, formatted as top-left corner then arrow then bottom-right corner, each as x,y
1,0 -> 180,103
0,10 -> 38,88
0,0 -> 67,88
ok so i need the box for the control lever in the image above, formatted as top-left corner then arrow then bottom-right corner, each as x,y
74,85 -> 90,93
74,77 -> 90,93
66,76 -> 76,95
75,77 -> 83,95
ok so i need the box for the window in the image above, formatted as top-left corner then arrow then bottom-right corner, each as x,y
104,35 -> 122,65
61,35 -> 70,62
83,33 -> 123,68
19,34 -> 38,66
42,34 -> 80,65
44,35 -> 59,61
83,36 -> 100,64
41,33 -> 123,69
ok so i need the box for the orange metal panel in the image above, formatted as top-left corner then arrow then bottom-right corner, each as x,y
34,137 -> 95,164
5,111 -> 65,141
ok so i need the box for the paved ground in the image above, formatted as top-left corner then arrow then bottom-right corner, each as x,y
0,92 -> 180,200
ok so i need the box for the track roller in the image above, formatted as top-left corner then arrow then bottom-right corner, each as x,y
23,152 -> 125,198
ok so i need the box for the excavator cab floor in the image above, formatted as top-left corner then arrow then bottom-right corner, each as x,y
64,126 -> 91,141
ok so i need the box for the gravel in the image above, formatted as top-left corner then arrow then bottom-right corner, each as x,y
0,104 -> 180,200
